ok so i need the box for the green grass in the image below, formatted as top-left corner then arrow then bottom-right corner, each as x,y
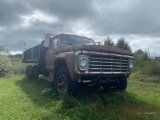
0,76 -> 159,120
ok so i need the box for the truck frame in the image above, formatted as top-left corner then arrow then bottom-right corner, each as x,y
22,33 -> 135,95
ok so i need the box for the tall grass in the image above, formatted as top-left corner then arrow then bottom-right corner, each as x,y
133,54 -> 160,82
135,59 -> 160,75
0,76 -> 159,120
144,60 -> 160,75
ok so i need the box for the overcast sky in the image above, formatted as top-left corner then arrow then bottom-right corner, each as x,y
0,0 -> 160,57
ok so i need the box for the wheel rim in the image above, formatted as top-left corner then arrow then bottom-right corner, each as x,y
57,74 -> 68,94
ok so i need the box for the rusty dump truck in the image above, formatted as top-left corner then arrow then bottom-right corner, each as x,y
22,33 -> 135,95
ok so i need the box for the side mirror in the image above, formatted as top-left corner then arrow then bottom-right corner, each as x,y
41,41 -> 44,47
41,33 -> 51,47
43,40 -> 50,47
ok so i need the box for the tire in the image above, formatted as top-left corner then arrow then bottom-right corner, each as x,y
117,75 -> 127,91
102,83 -> 111,92
26,65 -> 33,79
55,67 -> 78,96
33,65 -> 39,79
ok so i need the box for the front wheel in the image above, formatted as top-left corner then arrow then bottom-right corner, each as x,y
55,67 -> 78,96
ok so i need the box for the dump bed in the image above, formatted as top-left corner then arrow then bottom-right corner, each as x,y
22,44 -> 48,69
22,44 -> 41,63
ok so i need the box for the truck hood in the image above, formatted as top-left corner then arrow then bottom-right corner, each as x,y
57,45 -> 133,55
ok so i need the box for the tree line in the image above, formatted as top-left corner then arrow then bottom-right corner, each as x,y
104,36 -> 131,51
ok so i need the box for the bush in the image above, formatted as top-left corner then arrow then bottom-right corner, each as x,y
0,46 -> 26,77
11,58 -> 27,75
133,49 -> 160,82
0,57 -> 26,78
143,60 -> 160,75
133,57 -> 160,83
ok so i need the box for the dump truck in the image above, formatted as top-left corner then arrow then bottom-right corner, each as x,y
22,33 -> 135,95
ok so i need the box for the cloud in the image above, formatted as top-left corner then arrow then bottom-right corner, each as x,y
0,0 -> 160,57
87,0 -> 160,36
28,0 -> 97,20
20,10 -> 58,28
0,0 -> 31,26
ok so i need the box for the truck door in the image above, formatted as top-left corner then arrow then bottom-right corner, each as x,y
45,37 -> 59,71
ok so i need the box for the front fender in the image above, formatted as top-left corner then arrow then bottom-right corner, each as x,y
55,52 -> 75,80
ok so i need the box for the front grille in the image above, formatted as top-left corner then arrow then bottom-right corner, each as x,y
88,54 -> 129,73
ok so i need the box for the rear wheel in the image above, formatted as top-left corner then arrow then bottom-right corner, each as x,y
26,65 -> 33,79
55,67 -> 78,96
33,65 -> 39,79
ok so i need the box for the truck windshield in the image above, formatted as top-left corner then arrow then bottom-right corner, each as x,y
60,35 -> 95,46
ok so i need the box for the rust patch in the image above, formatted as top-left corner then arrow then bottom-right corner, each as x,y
54,44 -> 133,56
57,46 -> 74,53
73,45 -> 133,55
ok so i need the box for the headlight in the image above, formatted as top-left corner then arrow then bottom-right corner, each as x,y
80,58 -> 87,68
78,55 -> 88,71
129,60 -> 135,71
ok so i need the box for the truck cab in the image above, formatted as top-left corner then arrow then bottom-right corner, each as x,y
23,33 -> 135,95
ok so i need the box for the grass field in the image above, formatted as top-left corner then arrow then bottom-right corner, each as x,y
0,76 -> 159,120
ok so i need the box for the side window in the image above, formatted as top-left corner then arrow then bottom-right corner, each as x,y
53,38 -> 59,48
